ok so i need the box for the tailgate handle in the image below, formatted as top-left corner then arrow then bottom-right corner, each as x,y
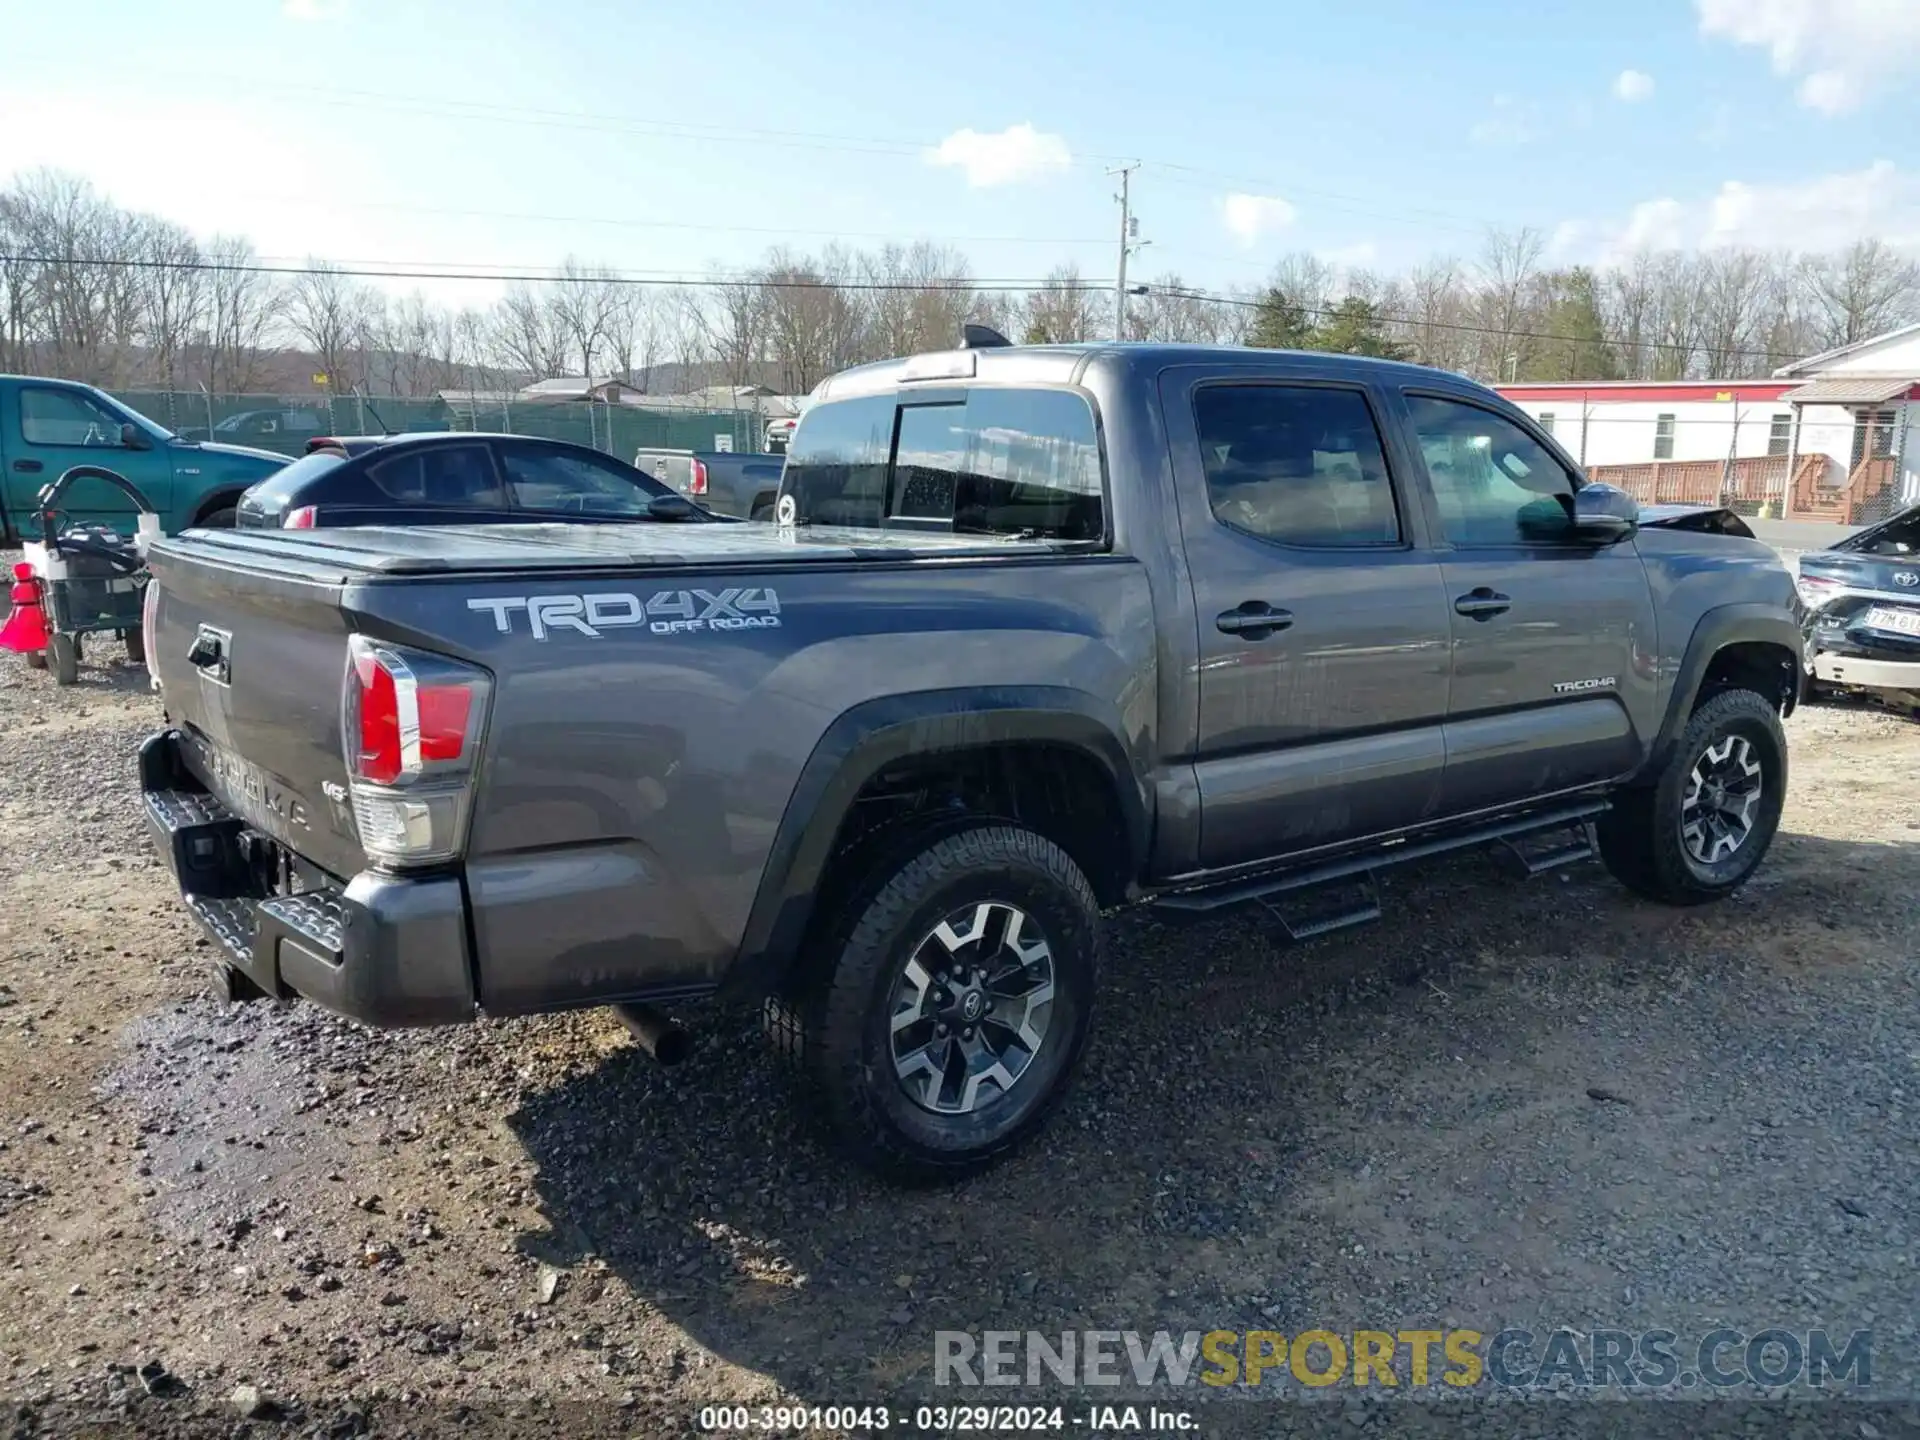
187,625 -> 231,686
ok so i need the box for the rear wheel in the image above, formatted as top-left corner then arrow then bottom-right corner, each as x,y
782,824 -> 1100,1182
1598,688 -> 1786,905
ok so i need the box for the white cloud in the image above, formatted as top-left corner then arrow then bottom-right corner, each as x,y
1469,95 -> 1540,146
1696,0 -> 1920,113
1582,160 -> 1920,264
1218,193 -> 1299,248
925,124 -> 1071,188
1613,69 -> 1655,102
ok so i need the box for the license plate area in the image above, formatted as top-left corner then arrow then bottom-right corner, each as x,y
1861,606 -> 1920,638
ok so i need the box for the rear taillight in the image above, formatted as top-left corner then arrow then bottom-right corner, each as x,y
342,635 -> 492,868
689,458 -> 708,496
1794,564 -> 1844,610
140,577 -> 159,687
283,505 -> 318,530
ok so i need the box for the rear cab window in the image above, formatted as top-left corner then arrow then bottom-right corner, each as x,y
781,386 -> 1105,542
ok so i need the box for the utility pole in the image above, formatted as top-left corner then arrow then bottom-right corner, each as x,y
1109,163 -> 1141,341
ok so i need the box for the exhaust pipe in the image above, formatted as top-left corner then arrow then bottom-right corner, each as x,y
615,1003 -> 691,1067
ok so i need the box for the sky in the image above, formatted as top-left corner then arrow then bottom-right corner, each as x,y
2,0 -> 1916,309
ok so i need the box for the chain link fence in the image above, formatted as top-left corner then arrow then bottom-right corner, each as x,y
1517,403 -> 1916,527
111,390 -> 765,462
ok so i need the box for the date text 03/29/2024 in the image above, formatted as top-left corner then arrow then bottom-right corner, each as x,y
697,1404 -> 1195,1432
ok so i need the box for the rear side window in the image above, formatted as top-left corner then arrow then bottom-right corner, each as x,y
366,445 -> 508,509
781,394 -> 894,528
1193,385 -> 1399,547
783,387 -> 1104,541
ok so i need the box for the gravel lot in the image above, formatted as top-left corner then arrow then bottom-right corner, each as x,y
1,596 -> 1917,1438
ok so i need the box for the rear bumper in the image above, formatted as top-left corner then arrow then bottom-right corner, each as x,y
140,730 -> 476,1027
1812,650 -> 1920,691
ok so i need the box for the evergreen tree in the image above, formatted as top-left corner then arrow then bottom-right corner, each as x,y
1311,295 -> 1410,360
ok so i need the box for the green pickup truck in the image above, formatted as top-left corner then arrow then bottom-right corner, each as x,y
0,377 -> 287,541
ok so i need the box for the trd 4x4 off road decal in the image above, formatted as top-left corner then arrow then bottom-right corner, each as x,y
467,588 -> 782,640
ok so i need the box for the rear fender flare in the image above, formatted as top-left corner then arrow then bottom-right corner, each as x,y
726,687 -> 1149,997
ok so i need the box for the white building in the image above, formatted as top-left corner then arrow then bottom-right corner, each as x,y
1496,323 -> 1920,524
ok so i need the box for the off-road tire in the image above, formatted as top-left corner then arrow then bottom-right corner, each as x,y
779,824 -> 1100,1183
1598,687 -> 1787,905
49,632 -> 79,687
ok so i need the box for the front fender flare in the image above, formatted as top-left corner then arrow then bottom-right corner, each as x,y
726,687 -> 1149,997
1642,602 -> 1804,779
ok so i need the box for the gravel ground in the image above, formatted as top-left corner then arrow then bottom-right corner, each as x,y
1,599 -> 1918,1438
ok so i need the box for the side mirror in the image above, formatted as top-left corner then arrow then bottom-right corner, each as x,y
119,423 -> 151,452
1571,483 -> 1638,545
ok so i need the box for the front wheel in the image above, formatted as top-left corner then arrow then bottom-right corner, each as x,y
1598,688 -> 1787,905
195,506 -> 237,529
790,825 -> 1100,1182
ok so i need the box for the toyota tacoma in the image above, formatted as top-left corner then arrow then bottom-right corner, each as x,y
136,340 -> 1805,1180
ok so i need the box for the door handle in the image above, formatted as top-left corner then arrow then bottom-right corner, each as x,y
1216,602 -> 1294,639
12,459 -> 42,473
1454,588 -> 1511,621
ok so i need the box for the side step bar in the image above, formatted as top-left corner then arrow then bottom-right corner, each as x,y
1150,798 -> 1610,919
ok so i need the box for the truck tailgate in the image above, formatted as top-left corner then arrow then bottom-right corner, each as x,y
146,541 -> 366,880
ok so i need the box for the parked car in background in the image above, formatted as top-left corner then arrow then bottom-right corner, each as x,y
237,433 -> 708,529
0,376 -> 286,539
764,417 -> 797,454
633,446 -> 784,519
176,407 -> 328,446
1797,502 -> 1920,711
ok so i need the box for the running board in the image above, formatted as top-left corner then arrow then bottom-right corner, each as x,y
1150,799 -> 1611,917
1257,876 -> 1381,941
1494,819 -> 1598,878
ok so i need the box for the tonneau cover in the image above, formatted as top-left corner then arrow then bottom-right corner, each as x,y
150,520 -> 1070,578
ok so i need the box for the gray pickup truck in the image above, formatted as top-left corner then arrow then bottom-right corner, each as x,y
137,341 -> 1804,1180
633,446 -> 784,519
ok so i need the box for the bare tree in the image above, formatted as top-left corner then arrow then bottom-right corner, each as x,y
685,271 -> 767,390
1801,239 -> 1920,350
1696,250 -> 1773,377
1399,259 -> 1474,372
487,282 -> 570,381
1020,264 -> 1101,344
546,257 -> 623,377
132,218 -> 206,393
285,261 -> 378,392
202,235 -> 280,393
1475,227 -> 1545,380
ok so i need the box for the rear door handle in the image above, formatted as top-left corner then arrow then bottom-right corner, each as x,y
1454,588 -> 1511,621
12,459 -> 42,473
1216,602 -> 1294,639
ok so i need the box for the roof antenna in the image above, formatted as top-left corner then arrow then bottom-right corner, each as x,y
961,323 -> 1012,350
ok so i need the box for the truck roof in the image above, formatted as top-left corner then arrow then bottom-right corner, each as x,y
811,343 -> 1492,403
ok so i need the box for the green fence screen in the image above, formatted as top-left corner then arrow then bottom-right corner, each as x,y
109,391 -> 764,461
